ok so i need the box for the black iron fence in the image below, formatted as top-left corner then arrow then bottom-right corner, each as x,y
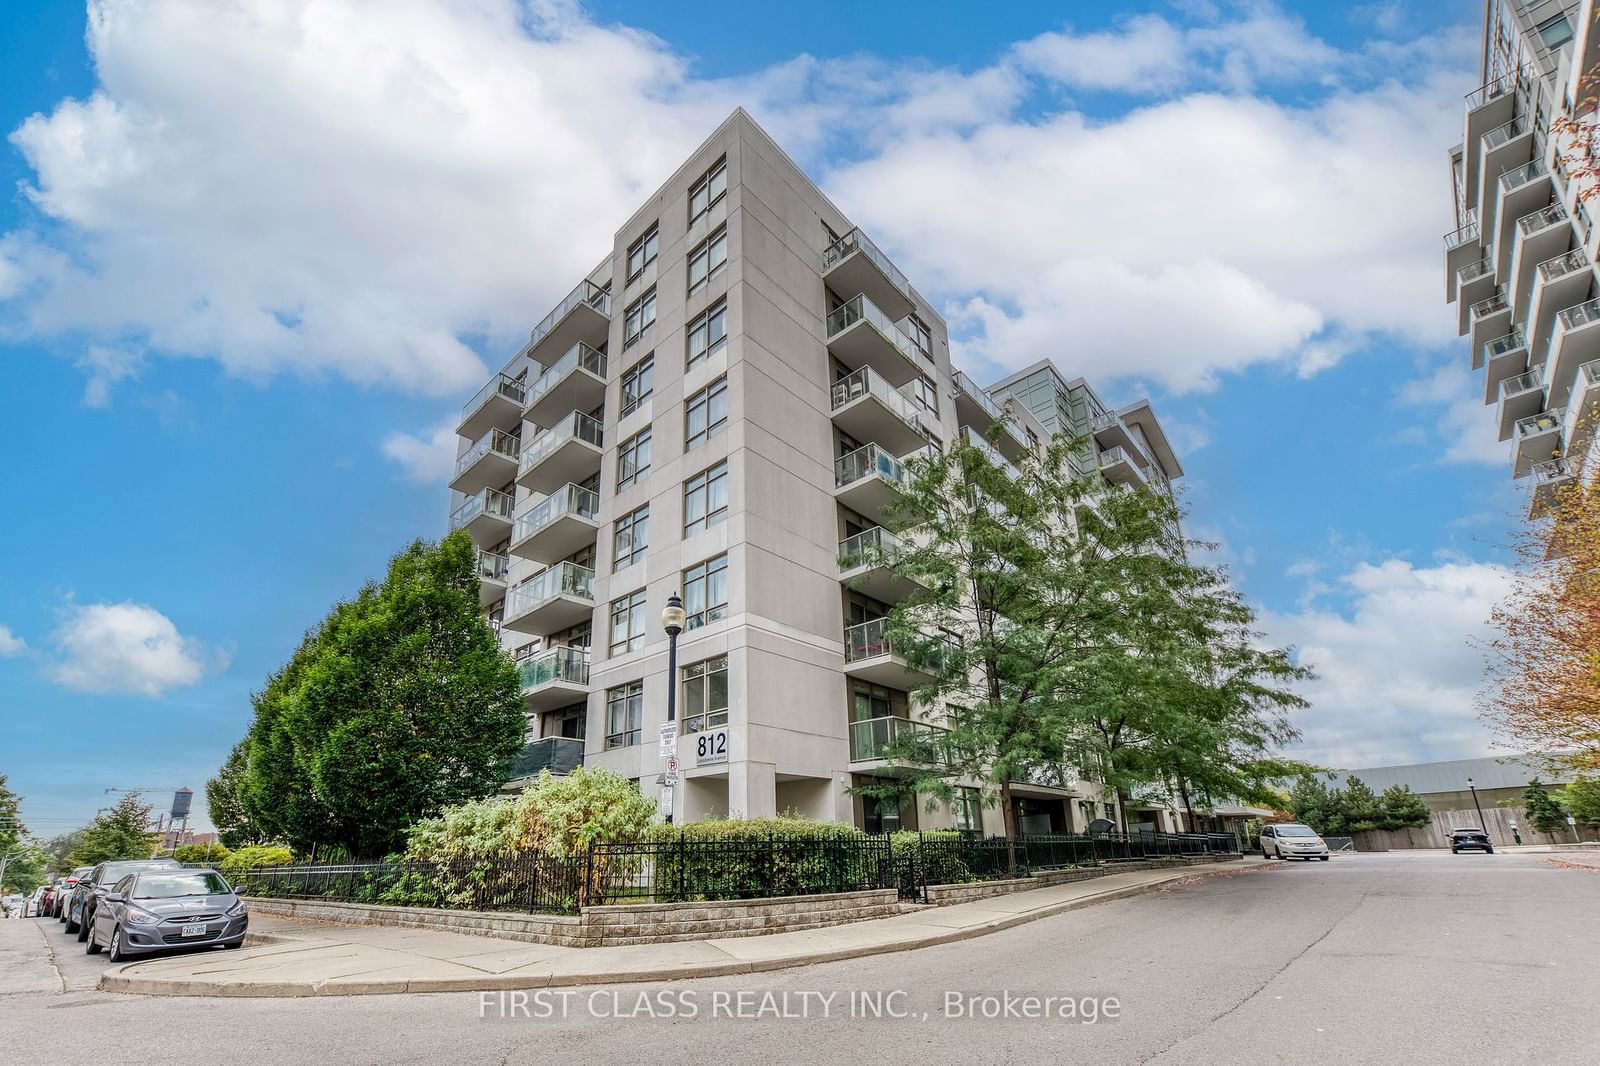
228,831 -> 1239,914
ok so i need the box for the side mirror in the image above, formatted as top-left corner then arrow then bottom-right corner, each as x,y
104,893 -> 125,903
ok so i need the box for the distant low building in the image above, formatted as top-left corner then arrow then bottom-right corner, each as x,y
159,829 -> 219,850
1326,755 -> 1574,814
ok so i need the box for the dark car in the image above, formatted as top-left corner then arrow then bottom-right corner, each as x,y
86,868 -> 248,961
65,859 -> 182,939
1448,827 -> 1495,854
54,867 -> 94,920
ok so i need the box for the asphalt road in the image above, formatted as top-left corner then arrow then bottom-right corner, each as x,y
4,850 -> 1597,1065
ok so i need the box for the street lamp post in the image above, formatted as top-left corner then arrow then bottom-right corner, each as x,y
661,592 -> 686,825
1467,777 -> 1487,836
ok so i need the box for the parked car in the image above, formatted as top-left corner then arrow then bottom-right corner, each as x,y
28,887 -> 49,916
65,858 -> 182,939
1260,823 -> 1331,860
86,868 -> 248,961
55,868 -> 94,920
1448,827 -> 1495,854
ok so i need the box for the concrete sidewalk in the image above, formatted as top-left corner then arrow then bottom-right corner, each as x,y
100,857 -> 1274,997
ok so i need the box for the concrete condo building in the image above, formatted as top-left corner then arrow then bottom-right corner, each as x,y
1443,0 -> 1600,515
448,110 -> 1185,835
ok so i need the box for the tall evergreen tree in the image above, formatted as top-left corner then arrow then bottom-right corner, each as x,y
1377,785 -> 1431,831
205,742 -> 256,849
1522,780 -> 1569,834
1339,776 -> 1384,832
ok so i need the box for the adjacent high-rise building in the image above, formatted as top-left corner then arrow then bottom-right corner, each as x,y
1444,1 -> 1597,515
448,109 -> 1185,834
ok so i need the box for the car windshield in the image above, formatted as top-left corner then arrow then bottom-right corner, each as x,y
132,872 -> 231,899
1276,826 -> 1319,837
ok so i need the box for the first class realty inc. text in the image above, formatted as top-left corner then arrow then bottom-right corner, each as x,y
477,989 -> 1125,1024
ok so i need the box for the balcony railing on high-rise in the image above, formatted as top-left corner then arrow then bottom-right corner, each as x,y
1537,247 -> 1590,283
1481,113 -> 1531,151
525,343 -> 607,410
449,487 -> 515,531
517,645 -> 590,690
848,715 -> 946,762
1483,329 -> 1526,364
1500,369 -> 1543,401
843,617 -> 950,670
1470,289 -> 1509,320
1457,259 -> 1494,286
460,373 -> 527,419
526,279 -> 610,352
1464,70 -> 1517,111
509,736 -> 585,779
475,550 -> 509,583
513,483 -> 600,543
507,561 -> 595,617
519,412 -> 604,475
839,526 -> 905,571
952,370 -> 1002,420
1517,203 -> 1566,238
822,227 -> 911,300
826,293 -> 922,364
1444,215 -> 1480,251
830,365 -> 927,433
1499,159 -> 1547,192
1559,297 -> 1600,332
835,442 -> 909,491
454,428 -> 520,479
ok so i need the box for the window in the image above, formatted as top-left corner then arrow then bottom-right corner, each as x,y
850,680 -> 894,722
685,376 -> 728,449
1537,14 -> 1574,50
909,373 -> 938,415
617,427 -> 652,489
689,156 -> 728,222
686,299 -> 728,368
609,589 -> 647,655
682,554 -> 729,630
612,505 -> 649,572
953,787 -> 983,833
624,288 -> 656,348
683,460 -> 729,535
681,655 -> 729,733
864,793 -> 901,835
687,226 -> 729,295
606,681 -> 644,748
626,224 -> 658,283
620,355 -> 654,417
902,314 -> 931,359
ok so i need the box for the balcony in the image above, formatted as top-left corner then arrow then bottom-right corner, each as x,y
960,425 -> 1021,480
458,373 -> 527,440
1526,248 -> 1594,362
509,483 -> 600,565
522,279 -> 611,364
1455,258 -> 1497,329
449,428 -> 521,496
507,736 -> 585,781
830,365 -> 931,455
833,443 -> 914,527
1529,458 -> 1576,519
518,646 -> 590,713
1481,329 -> 1528,404
1466,287 -> 1512,357
1546,298 -> 1600,411
1512,408 -> 1564,479
842,617 -> 948,690
1493,160 -> 1552,266
826,293 -> 925,387
839,526 -> 919,603
1098,445 -> 1148,487
502,560 -> 596,634
1496,369 -> 1545,441
448,488 -> 515,548
1475,114 -> 1534,240
1504,203 -> 1568,301
1443,215 -> 1481,301
523,342 -> 607,429
848,715 -> 945,764
1563,359 -> 1600,457
516,411 -> 604,495
823,227 -> 916,321
473,550 -> 509,607
950,370 -> 1030,461
1461,73 -> 1518,209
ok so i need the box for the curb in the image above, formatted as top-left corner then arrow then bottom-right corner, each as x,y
99,859 -> 1281,998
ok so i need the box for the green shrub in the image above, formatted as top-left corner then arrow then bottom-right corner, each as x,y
173,842 -> 231,865
219,844 -> 294,874
644,816 -> 873,901
890,829 -> 975,886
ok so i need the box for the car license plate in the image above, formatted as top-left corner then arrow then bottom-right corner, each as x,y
180,923 -> 208,937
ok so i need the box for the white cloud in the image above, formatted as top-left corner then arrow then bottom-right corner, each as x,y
76,344 -> 142,407
0,625 -> 27,657
1398,361 -> 1508,466
383,417 -> 459,482
48,602 -> 225,696
1260,558 -> 1513,767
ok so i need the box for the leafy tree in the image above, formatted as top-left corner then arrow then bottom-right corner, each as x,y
0,773 -> 24,856
1287,774 -> 1343,834
238,531 -> 525,856
407,768 -> 657,861
1,842 -> 47,895
43,829 -> 85,875
1338,776 -> 1384,832
1522,779 -> 1569,834
1558,776 -> 1600,827
205,742 -> 256,848
1377,785 -> 1431,831
66,793 -> 158,866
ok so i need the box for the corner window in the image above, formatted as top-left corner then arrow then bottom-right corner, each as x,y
609,590 -> 647,655
687,299 -> 728,368
617,427 -> 652,489
626,224 -> 658,284
687,226 -> 729,295
624,288 -> 656,348
689,157 -> 728,222
681,655 -> 729,733
605,681 -> 643,748
685,376 -> 728,449
683,460 -> 729,536
612,505 -> 649,572
682,554 -> 729,630
1537,14 -> 1573,50
621,354 -> 654,417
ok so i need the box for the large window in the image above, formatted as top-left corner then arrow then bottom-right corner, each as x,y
626,224 -> 658,283
609,589 -> 647,655
850,680 -> 895,722
685,376 -> 728,449
686,299 -> 728,368
1537,14 -> 1574,50
683,460 -> 729,535
681,655 -> 729,733
606,681 -> 643,748
624,288 -> 656,348
682,554 -> 729,630
687,227 -> 729,295
612,505 -> 649,572
688,157 -> 728,222
953,787 -> 983,833
620,354 -> 654,417
909,373 -> 938,416
617,427 -> 652,489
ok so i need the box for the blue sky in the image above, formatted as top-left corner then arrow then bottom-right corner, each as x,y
0,1 -> 1517,838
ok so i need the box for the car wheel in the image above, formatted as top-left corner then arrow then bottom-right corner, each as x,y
63,910 -> 79,934
225,939 -> 243,950
1274,847 -> 1285,860
85,923 -> 103,955
107,926 -> 127,963
1319,856 -> 1329,861
1486,848 -> 1494,854
76,909 -> 92,942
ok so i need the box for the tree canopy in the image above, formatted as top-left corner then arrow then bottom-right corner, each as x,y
65,793 -> 158,867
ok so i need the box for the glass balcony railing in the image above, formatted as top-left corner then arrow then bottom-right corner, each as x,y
1517,203 -> 1567,238
454,428 -> 520,479
507,561 -> 595,617
1481,114 -> 1531,151
843,617 -> 952,671
1443,217 -> 1480,251
839,526 -> 905,571
475,550 -> 509,583
1456,259 -> 1494,286
526,279 -> 611,351
525,343 -> 606,410
1533,458 -> 1574,486
1537,247 -> 1589,282
448,487 -> 514,531
1483,329 -> 1526,364
835,443 -> 909,491
460,373 -> 527,418
1464,71 -> 1516,111
1579,358 -> 1600,392
1559,297 -> 1600,332
952,369 -> 1002,420
1470,289 -> 1509,320
830,365 -> 927,432
822,227 -> 911,300
1499,159 -> 1547,192
1099,445 -> 1145,475
1516,409 -> 1564,439
826,293 -> 922,364
1499,369 -> 1543,401
509,736 -> 585,778
513,483 -> 600,543
849,715 -> 946,762
519,412 -> 604,476
517,645 -> 590,690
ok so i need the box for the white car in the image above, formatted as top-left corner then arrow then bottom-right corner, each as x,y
1260,823 -> 1330,861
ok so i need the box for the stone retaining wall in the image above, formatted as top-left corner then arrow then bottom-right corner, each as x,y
244,888 -> 901,948
921,854 -> 1234,905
